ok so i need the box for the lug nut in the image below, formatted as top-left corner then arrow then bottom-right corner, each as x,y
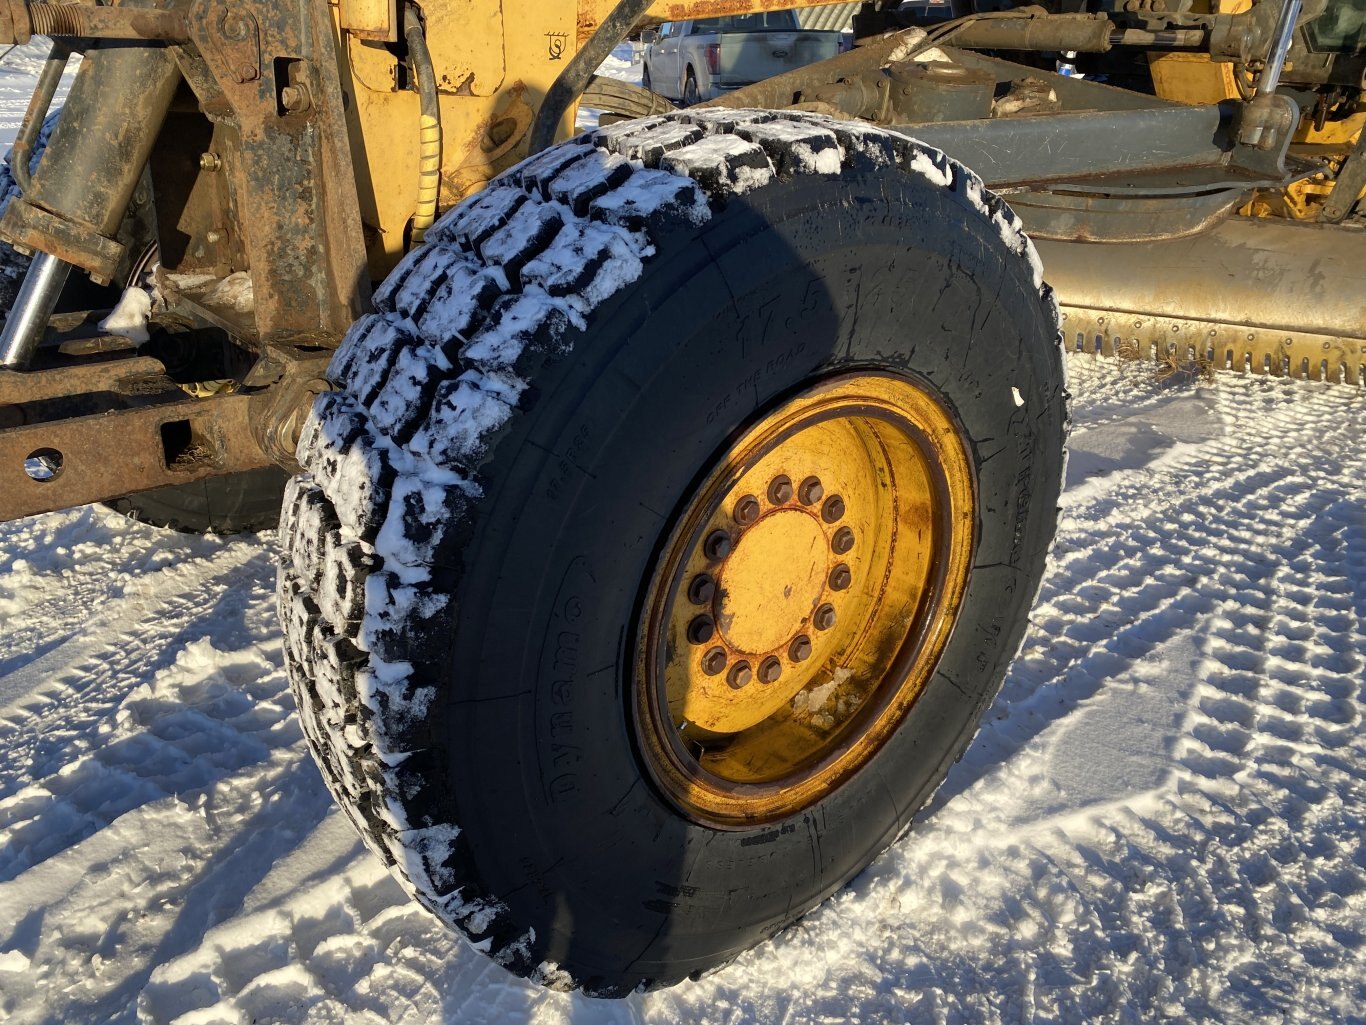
702,647 -> 728,676
687,616 -> 716,645
829,564 -> 852,591
728,661 -> 753,689
758,656 -> 783,684
688,574 -> 716,605
814,603 -> 837,631
789,635 -> 813,663
822,495 -> 846,523
798,476 -> 824,505
832,526 -> 855,555
768,474 -> 794,504
734,494 -> 761,526
704,530 -> 733,560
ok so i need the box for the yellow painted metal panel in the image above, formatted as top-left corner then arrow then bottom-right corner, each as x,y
338,0 -> 398,42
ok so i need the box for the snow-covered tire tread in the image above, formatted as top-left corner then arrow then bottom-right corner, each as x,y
278,109 -> 1061,995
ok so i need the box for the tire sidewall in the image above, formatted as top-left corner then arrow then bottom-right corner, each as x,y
443,169 -> 1062,982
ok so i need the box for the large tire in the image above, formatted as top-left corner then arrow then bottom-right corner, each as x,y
105,466 -> 291,534
279,110 -> 1066,995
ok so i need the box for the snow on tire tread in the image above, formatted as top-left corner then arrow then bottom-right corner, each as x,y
277,110 -> 1060,993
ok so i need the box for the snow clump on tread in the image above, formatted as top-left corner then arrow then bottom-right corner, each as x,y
276,109 -> 1061,995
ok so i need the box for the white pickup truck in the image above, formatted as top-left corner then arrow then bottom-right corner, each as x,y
641,12 -> 846,106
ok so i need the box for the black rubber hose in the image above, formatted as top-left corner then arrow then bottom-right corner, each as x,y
404,4 -> 441,244
527,0 -> 657,156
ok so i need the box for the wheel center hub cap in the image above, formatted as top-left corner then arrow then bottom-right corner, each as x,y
717,510 -> 825,654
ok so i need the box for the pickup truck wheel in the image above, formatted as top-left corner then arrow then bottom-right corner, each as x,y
683,68 -> 701,106
640,61 -> 652,92
279,111 -> 1066,995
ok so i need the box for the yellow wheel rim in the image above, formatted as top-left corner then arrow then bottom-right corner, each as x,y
634,373 -> 977,828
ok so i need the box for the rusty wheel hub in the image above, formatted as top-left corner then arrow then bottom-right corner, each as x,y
634,373 -> 977,828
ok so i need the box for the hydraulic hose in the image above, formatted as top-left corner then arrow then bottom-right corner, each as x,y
12,41 -> 69,193
528,0 -> 658,156
404,4 -> 441,246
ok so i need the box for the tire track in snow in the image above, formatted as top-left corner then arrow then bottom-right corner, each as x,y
0,358 -> 1362,1025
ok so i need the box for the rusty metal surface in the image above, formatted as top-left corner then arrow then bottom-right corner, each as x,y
1059,306 -> 1363,385
0,354 -> 172,407
0,40 -> 181,284
176,0 -> 372,344
0,3 -> 191,43
0,394 -> 273,521
1037,217 -> 1366,386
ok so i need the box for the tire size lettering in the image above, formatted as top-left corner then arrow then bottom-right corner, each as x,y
545,421 -> 594,502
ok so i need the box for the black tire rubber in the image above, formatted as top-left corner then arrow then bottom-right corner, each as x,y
106,466 -> 291,534
640,61 -> 653,94
682,68 -> 701,107
279,110 -> 1067,996
583,73 -> 674,122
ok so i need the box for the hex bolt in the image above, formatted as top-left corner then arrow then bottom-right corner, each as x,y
829,564 -> 852,591
798,476 -> 824,505
205,230 -> 223,244
704,530 -> 733,561
734,494 -> 761,527
759,656 -> 783,684
688,574 -> 717,605
281,84 -> 313,113
789,635 -> 813,663
702,647 -> 728,676
832,526 -> 856,555
728,661 -> 754,689
768,474 -> 794,504
687,616 -> 716,645
822,495 -> 846,523
814,603 -> 837,631
199,152 -> 221,172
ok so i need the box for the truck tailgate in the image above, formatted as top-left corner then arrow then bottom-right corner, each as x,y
717,32 -> 840,85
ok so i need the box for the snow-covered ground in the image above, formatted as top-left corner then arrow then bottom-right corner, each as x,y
0,359 -> 1360,1024
0,41 -> 76,152
1,37 -> 1364,1025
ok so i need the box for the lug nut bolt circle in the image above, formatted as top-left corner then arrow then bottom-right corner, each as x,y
687,616 -> 716,645
814,603 -> 837,631
688,574 -> 716,605
789,634 -> 813,663
702,647 -> 728,676
768,475 -> 794,505
829,564 -> 852,592
758,656 -> 783,684
728,661 -> 754,689
704,529 -> 733,560
798,476 -> 824,505
734,495 -> 761,526
832,526 -> 855,555
822,495 -> 846,523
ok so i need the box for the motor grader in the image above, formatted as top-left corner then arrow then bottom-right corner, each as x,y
0,0 -> 1360,997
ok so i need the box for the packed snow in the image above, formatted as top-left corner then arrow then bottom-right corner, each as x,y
1,357 -> 1361,1024
1,35 -> 1364,1025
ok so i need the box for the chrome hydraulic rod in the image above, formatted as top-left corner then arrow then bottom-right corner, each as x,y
0,250 -> 70,368
1258,0 -> 1303,97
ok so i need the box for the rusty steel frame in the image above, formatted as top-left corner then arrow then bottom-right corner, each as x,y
0,391 -> 272,521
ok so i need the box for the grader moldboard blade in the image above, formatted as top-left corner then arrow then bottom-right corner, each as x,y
1036,217 -> 1366,386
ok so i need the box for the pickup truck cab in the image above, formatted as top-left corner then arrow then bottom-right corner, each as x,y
642,13 -> 844,105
